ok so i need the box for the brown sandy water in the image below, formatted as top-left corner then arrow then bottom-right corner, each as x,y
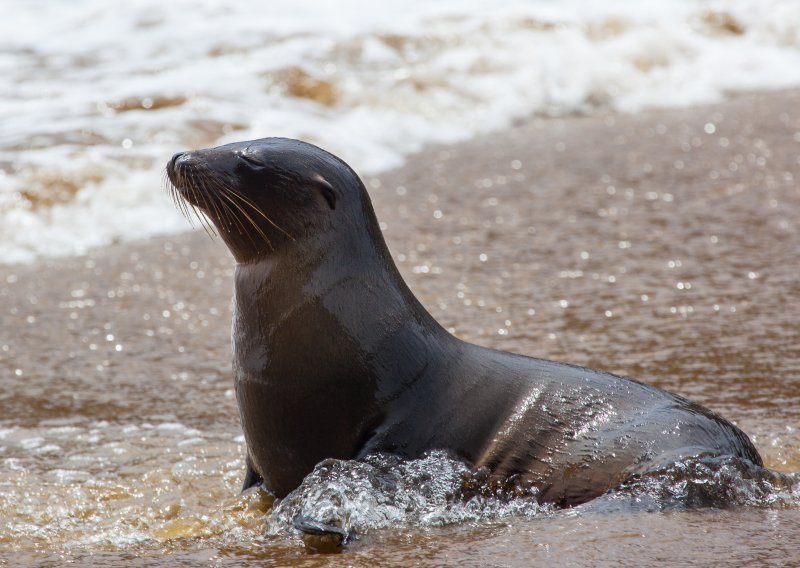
1,91 -> 799,566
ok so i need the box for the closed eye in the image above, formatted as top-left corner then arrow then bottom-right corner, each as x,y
239,154 -> 266,168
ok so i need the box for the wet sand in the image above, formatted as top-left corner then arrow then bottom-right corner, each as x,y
1,90 -> 799,565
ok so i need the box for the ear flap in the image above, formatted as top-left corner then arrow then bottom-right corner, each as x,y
312,174 -> 336,210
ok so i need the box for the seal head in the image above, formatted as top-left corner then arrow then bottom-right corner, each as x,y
167,138 -> 371,264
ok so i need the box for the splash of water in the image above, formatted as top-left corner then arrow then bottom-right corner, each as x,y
264,450 -> 800,547
265,451 -> 551,539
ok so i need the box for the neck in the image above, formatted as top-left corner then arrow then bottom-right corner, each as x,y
232,229 -> 451,394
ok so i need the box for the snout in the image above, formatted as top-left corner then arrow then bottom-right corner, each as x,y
166,151 -> 189,187
169,151 -> 186,171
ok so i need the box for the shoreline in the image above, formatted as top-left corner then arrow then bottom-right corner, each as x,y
2,87 -> 799,270
2,89 -> 799,465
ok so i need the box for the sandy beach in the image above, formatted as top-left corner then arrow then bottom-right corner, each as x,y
1,90 -> 799,565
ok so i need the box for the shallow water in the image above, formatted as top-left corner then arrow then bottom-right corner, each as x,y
1,92 -> 800,565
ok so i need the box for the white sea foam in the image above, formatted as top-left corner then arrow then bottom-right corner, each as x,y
2,0 -> 800,264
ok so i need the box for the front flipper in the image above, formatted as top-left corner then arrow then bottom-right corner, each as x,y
241,454 -> 264,493
293,515 -> 351,553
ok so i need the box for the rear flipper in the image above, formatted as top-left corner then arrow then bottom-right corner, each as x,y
613,451 -> 796,509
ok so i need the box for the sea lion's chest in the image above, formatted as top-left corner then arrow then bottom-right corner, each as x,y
230,265 -> 381,485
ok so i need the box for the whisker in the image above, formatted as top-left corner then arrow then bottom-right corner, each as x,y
219,188 -> 273,252
165,162 -> 293,256
165,167 -> 195,225
204,172 -> 273,252
184,167 -> 217,239
198,173 -> 224,234
198,171 -> 242,241
194,188 -> 218,239
227,188 -> 296,242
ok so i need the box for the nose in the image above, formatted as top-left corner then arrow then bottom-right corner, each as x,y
169,151 -> 186,171
166,151 -> 190,186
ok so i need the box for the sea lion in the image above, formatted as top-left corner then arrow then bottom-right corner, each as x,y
166,137 -> 762,507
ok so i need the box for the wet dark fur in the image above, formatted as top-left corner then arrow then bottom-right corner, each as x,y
166,137 -> 762,506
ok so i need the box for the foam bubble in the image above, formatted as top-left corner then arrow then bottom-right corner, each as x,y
2,0 -> 800,264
